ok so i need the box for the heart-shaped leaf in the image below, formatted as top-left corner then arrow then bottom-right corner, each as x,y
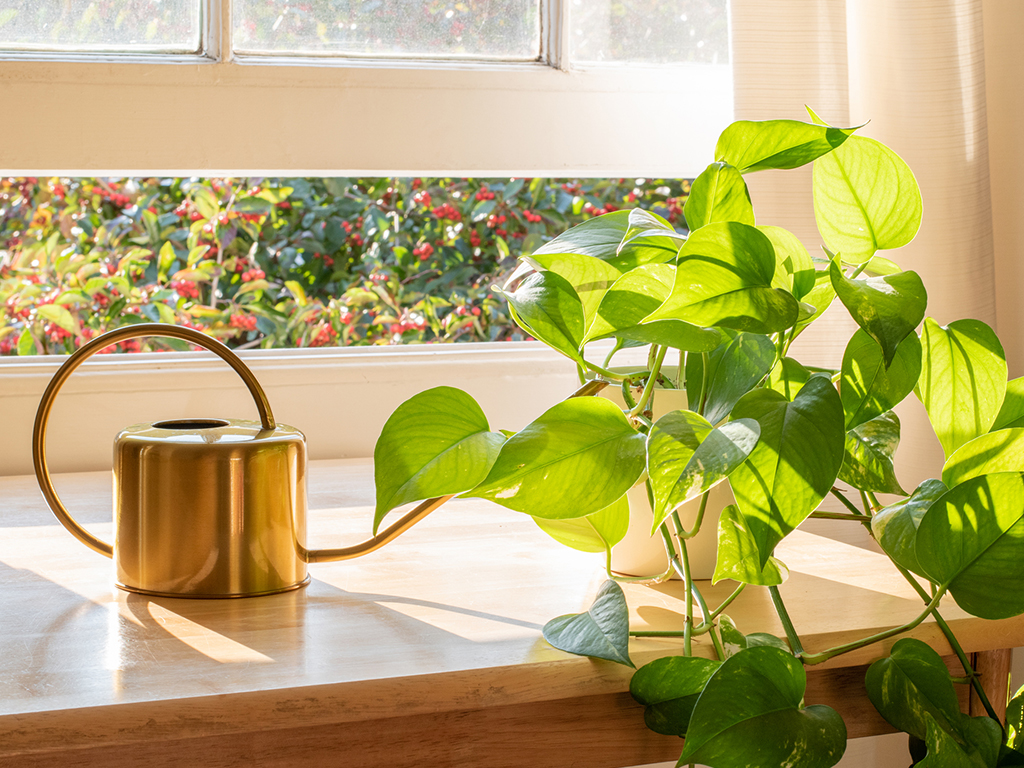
498,270 -> 585,363
915,712 -> 1002,767
374,387 -> 506,532
761,225 -> 816,299
714,504 -> 788,586
683,162 -> 754,230
630,656 -> 721,736
994,377 -> 1024,431
871,478 -> 948,578
829,259 -> 927,367
918,318 -> 1007,458
865,637 -> 965,742
716,118 -> 858,174
532,210 -> 678,272
916,472 -> 1024,619
841,328 -> 922,430
718,615 -> 791,659
765,357 -> 813,401
647,413 -> 761,531
644,222 -> 800,334
469,397 -> 646,519
533,493 -> 629,554
679,646 -> 847,767
586,263 -> 722,352
838,411 -> 907,495
685,330 -> 776,425
813,135 -> 923,264
729,376 -> 846,566
542,580 -> 634,667
1008,686 -> 1024,752
941,428 -> 1024,488
526,252 -> 623,334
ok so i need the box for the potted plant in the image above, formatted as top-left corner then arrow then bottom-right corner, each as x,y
370,111 -> 1024,766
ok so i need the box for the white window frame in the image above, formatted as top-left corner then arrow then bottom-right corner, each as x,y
0,0 -> 730,476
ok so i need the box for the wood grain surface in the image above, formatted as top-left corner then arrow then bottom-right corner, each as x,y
0,459 -> 1020,766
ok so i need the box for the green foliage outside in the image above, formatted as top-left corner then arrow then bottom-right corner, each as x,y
0,175 -> 689,355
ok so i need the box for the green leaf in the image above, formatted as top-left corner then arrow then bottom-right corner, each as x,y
839,411 -> 907,495
765,357 -> 813,401
718,615 -> 791,658
526,252 -> 622,334
918,318 -> 1007,458
37,303 -> 77,333
190,186 -> 219,220
716,118 -> 858,174
469,397 -> 646,519
685,330 -> 776,425
813,135 -> 923,264
532,210 -> 676,272
714,505 -> 788,586
644,222 -> 800,334
942,428 -> 1024,489
498,271 -> 585,363
865,637 -> 965,742
285,279 -> 307,306
829,259 -> 927,367
646,414 -> 761,531
915,712 -> 1001,767
841,329 -> 922,430
994,377 -> 1024,431
233,196 -> 272,215
542,580 -> 634,667
680,646 -> 847,767
533,493 -> 629,554
761,225 -> 816,300
629,656 -> 721,736
617,208 -> 686,264
871,478 -> 948,578
794,269 -> 836,334
916,472 -> 1024,619
188,244 -> 211,266
373,387 -> 506,533
158,241 -> 176,281
611,319 -> 723,352
16,328 -> 36,356
729,376 -> 846,566
1008,686 -> 1024,752
471,199 -> 497,223
683,162 -> 754,230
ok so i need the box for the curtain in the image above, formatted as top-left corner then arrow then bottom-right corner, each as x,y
730,0 -> 996,491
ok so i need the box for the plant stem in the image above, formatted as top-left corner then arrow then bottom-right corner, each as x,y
698,351 -> 711,417
602,338 -> 625,369
769,586 -> 806,657
891,563 -> 1002,724
865,490 -> 882,512
629,344 -> 667,417
709,623 -> 726,661
707,583 -> 746,622
800,588 -> 947,665
809,510 -> 871,522
830,488 -> 867,517
675,491 -> 709,540
848,261 -> 869,279
681,538 -> 694,656
581,360 -> 633,381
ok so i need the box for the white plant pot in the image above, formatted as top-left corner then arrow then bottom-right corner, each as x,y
600,374 -> 730,581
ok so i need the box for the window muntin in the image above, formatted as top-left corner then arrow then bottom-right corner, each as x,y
0,0 -> 203,54
232,0 -> 543,61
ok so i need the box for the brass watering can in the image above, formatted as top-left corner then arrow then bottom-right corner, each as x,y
32,323 -> 450,598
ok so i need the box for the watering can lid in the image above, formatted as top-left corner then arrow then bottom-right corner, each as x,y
117,418 -> 304,445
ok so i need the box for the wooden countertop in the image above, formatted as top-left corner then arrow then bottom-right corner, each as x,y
1,459 -> 1022,766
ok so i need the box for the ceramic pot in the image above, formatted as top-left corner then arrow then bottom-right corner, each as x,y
600,372 -> 731,580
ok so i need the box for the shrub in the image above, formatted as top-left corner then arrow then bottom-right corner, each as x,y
0,175 -> 690,354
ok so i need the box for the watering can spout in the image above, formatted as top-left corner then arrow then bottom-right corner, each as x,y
301,494 -> 453,563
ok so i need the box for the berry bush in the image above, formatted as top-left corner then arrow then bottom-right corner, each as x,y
0,176 -> 690,355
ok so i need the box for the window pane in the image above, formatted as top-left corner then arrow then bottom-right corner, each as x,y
571,0 -> 729,65
0,0 -> 202,53
233,0 -> 541,60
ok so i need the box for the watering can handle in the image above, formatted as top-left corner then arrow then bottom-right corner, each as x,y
32,323 -> 276,559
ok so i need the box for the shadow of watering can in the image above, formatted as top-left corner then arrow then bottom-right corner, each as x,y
31,323 -> 452,598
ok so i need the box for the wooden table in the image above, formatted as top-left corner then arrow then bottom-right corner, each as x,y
0,459 -> 1020,767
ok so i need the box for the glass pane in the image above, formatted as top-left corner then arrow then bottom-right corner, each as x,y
0,0 -> 202,53
571,0 -> 729,65
233,0 -> 540,60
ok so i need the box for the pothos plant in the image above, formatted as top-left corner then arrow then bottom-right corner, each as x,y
371,111 -> 1024,767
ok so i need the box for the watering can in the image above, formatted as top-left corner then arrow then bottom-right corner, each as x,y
32,323 -> 450,598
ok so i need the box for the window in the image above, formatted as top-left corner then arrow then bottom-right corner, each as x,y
0,2 -> 730,476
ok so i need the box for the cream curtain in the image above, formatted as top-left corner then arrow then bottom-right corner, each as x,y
730,0 -> 1003,490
